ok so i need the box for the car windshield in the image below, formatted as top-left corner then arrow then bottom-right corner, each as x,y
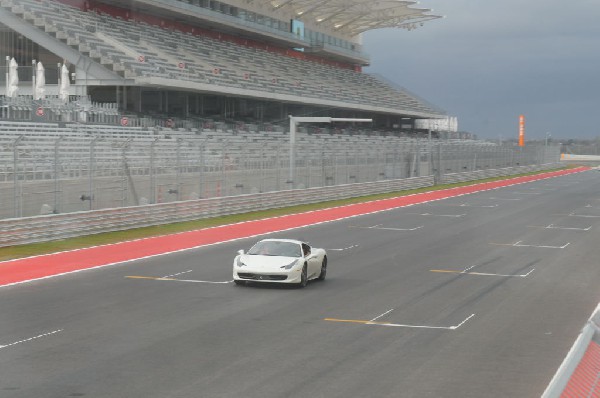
248,241 -> 302,257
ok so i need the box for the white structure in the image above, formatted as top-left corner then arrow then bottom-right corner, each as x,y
59,63 -> 70,102
231,0 -> 442,36
7,57 -> 19,97
34,61 -> 45,100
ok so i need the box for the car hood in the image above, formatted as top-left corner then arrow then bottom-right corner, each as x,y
239,255 -> 299,271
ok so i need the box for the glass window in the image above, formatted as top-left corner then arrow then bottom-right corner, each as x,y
248,241 -> 302,257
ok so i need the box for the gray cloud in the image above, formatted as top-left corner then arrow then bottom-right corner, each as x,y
363,0 -> 600,139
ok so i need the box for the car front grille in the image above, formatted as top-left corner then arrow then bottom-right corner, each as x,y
237,273 -> 287,281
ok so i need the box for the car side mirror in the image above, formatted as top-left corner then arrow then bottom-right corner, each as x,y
237,249 -> 245,255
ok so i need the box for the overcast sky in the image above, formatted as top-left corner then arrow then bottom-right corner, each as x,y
363,0 -> 600,140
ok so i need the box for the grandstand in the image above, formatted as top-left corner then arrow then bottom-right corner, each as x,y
0,0 -> 448,128
4,0 -> 548,220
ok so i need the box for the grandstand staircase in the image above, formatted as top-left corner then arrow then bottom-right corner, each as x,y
0,0 -> 127,78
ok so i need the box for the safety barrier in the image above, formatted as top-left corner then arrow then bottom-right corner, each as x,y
0,176 -> 433,247
440,163 -> 562,184
542,303 -> 600,397
0,163 -> 562,247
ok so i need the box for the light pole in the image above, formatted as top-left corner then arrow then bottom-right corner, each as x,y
545,132 -> 551,163
197,137 -> 208,199
149,137 -> 159,203
120,138 -> 133,207
221,139 -> 229,197
53,136 -> 65,213
12,135 -> 24,218
87,136 -> 101,210
176,138 -> 182,201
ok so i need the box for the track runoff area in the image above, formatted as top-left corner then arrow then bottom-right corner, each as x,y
1,167 -> 599,397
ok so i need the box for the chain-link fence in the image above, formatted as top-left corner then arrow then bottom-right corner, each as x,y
0,127 -> 561,220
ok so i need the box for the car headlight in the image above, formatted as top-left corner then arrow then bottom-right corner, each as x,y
236,256 -> 247,267
281,259 -> 299,270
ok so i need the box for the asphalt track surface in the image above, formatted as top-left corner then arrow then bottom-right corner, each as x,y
1,169 -> 600,398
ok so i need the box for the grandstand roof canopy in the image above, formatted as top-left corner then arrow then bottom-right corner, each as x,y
269,0 -> 442,36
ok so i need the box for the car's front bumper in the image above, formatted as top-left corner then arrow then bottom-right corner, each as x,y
233,267 -> 302,284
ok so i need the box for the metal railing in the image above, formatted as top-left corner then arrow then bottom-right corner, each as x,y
0,163 -> 562,247
542,303 -> 600,397
0,124 -> 561,220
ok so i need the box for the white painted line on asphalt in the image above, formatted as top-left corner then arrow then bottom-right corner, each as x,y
162,270 -> 193,278
324,314 -> 476,330
167,278 -> 233,284
462,264 -> 478,272
569,212 -> 600,218
326,245 -> 359,252
450,314 -> 476,330
585,204 -> 600,208
490,241 -> 570,249
371,225 -> 424,231
370,308 -> 395,322
126,276 -> 232,284
0,329 -> 63,350
488,197 -> 521,201
350,225 -> 424,231
427,203 -> 497,208
430,269 -> 535,278
368,313 -> 476,330
545,224 -> 592,231
406,212 -> 466,218
457,203 -> 499,208
528,224 -> 592,231
515,242 -> 571,249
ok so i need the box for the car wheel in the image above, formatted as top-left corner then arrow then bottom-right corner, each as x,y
298,264 -> 308,288
317,256 -> 327,281
234,280 -> 245,286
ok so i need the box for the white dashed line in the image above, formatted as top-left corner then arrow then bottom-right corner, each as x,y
406,213 -> 466,218
0,330 -> 63,350
326,245 -> 359,252
162,270 -> 193,278
370,309 -> 395,322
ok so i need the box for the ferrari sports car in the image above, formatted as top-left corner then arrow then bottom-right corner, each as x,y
233,239 -> 327,287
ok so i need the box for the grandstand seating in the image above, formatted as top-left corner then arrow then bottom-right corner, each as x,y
0,119 -> 492,184
1,0 -> 441,116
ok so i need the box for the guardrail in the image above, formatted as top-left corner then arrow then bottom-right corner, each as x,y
560,153 -> 600,166
0,176 -> 433,247
440,164 -> 562,184
0,163 -> 562,247
542,303 -> 600,397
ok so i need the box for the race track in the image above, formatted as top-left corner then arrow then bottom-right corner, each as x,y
1,169 -> 599,397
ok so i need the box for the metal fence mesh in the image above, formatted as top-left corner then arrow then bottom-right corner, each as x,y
0,128 -> 561,220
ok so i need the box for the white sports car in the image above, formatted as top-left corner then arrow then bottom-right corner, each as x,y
233,239 -> 327,287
